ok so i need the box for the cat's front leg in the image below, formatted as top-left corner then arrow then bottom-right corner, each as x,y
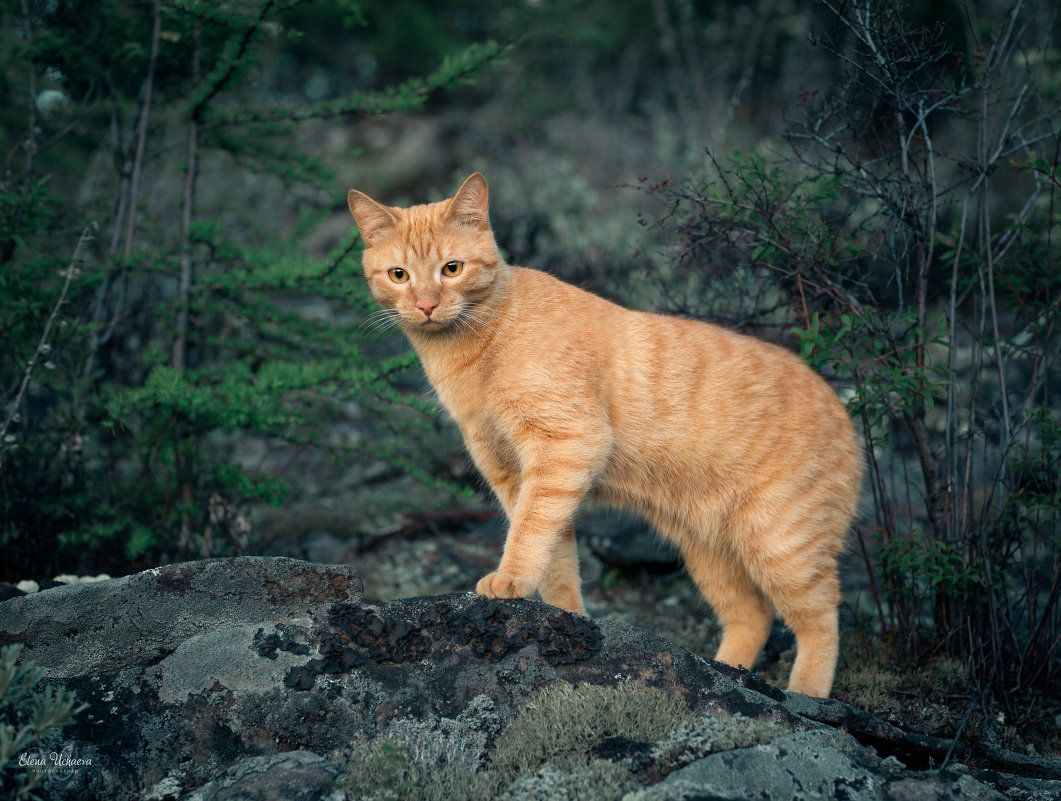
536,522 -> 583,613
476,426 -> 608,610
476,571 -> 537,601
464,432 -> 540,600
475,522 -> 582,609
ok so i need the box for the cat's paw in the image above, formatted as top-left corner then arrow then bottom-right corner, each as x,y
476,571 -> 536,600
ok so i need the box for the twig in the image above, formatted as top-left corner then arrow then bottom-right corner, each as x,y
172,20 -> 203,553
105,79 -> 132,257
854,525 -> 887,636
122,0 -> 162,261
20,0 -> 37,193
187,0 -> 281,121
940,693 -> 977,770
946,191 -> 972,539
198,41 -> 510,132
1,0 -> 40,266
173,22 -> 201,373
978,699 -> 1061,780
84,10 -> 161,385
981,97 -> 1013,456
0,224 -> 97,470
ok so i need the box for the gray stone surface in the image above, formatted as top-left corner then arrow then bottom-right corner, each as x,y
4,556 -> 1058,801
181,751 -> 344,801
628,730 -> 1007,800
31,587 -> 799,796
580,510 -> 681,570
0,556 -> 362,677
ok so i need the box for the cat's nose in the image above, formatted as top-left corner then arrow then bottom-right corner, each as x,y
417,299 -> 439,318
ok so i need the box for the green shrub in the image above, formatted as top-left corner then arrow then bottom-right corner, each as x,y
645,0 -> 1060,714
0,644 -> 87,800
0,0 -> 504,576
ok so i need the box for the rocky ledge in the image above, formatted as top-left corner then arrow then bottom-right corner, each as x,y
1,556 -> 1058,800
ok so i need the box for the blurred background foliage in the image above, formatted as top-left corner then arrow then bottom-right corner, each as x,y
0,0 -> 1058,717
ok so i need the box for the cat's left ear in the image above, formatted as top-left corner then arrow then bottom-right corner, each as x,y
446,172 -> 490,229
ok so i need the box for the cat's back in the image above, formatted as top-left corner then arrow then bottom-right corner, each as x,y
471,264 -> 859,547
496,267 -> 844,428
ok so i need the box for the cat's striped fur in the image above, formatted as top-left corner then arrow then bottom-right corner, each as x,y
347,173 -> 862,697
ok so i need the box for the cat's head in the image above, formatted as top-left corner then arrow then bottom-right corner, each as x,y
347,173 -> 504,334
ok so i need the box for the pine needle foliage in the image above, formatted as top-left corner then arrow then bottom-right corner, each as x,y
0,0 -> 506,575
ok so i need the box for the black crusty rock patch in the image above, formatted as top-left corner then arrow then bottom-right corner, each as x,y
278,596 -> 602,690
253,625 -> 311,661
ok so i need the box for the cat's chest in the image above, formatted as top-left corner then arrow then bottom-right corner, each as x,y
420,352 -> 492,423
431,372 -> 483,422
420,352 -> 516,449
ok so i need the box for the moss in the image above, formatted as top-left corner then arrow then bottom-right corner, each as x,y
342,681 -> 693,801
489,681 -> 694,777
343,735 -> 508,801
343,738 -> 639,801
382,716 -> 488,774
834,641 -> 975,736
344,738 -> 418,801
500,759 -> 637,801
835,666 -> 908,719
340,683 -> 802,800
651,711 -> 792,772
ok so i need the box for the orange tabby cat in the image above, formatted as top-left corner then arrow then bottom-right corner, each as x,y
347,173 -> 862,697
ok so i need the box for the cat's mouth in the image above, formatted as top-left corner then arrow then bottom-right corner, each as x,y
404,312 -> 457,331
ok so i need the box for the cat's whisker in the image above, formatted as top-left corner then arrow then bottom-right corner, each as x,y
461,303 -> 502,333
458,306 -> 494,331
456,307 -> 502,345
355,308 -> 391,330
356,308 -> 403,340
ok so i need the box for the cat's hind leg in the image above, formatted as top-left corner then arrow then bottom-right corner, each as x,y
761,564 -> 840,698
537,522 -> 584,613
683,545 -> 774,675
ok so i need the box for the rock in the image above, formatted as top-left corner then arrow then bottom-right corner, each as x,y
579,510 -> 681,571
628,730 -> 1007,801
783,691 -> 957,769
4,555 -> 1058,800
16,584 -> 798,796
0,556 -> 362,677
0,582 -> 26,602
968,769 -> 1061,801
180,751 -> 344,801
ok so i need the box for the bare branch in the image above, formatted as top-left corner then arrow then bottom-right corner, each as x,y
1,224 -> 97,470
19,0 -> 37,192
122,0 -> 162,262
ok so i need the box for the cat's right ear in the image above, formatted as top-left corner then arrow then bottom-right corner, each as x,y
347,189 -> 400,247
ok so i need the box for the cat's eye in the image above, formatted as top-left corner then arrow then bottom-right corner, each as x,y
387,268 -> 409,283
442,260 -> 464,277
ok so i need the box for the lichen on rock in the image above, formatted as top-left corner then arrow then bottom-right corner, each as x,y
651,710 -> 792,772
282,595 -> 604,692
